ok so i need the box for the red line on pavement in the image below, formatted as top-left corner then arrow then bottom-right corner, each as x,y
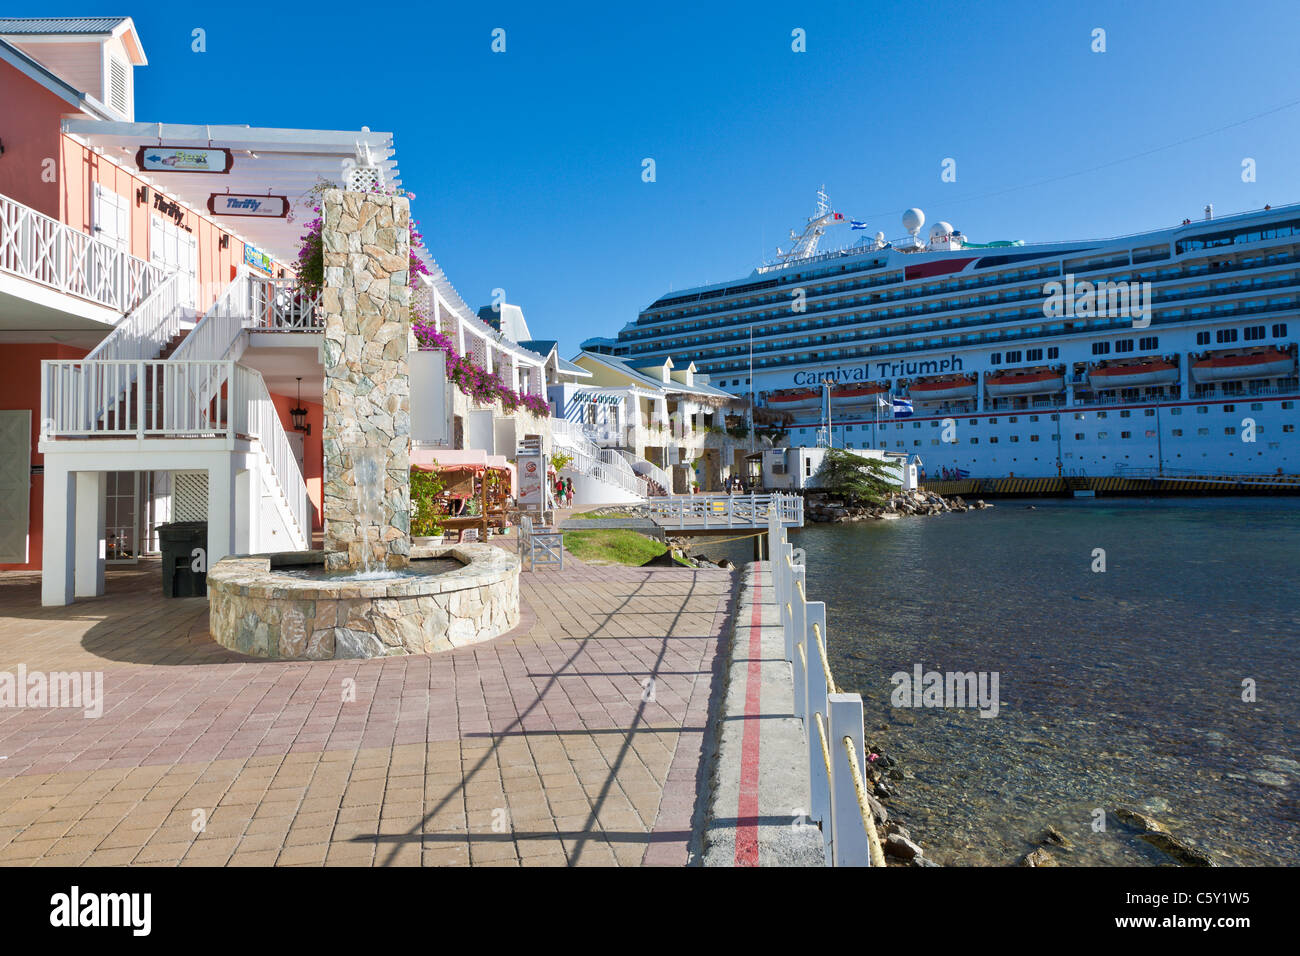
734,575 -> 764,866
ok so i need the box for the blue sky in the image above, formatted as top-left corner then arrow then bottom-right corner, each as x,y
28,1 -> 1300,352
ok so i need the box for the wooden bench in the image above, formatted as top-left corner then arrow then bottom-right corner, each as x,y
517,515 -> 564,571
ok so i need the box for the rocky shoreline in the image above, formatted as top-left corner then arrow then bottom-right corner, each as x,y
805,489 -> 993,523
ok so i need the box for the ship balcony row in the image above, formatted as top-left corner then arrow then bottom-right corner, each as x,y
693,298 -> 1300,375
630,238 -> 1300,337
621,244 -> 1300,348
634,267 -> 1300,358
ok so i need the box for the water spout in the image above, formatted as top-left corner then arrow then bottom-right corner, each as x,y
353,446 -> 386,572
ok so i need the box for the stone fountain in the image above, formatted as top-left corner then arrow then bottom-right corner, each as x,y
207,189 -> 519,659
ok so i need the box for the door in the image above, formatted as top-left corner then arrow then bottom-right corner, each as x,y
105,470 -> 139,564
93,183 -> 130,251
0,411 -> 30,563
150,215 -> 198,310
92,184 -> 130,305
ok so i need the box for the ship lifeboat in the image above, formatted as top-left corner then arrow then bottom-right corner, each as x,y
1087,360 -> 1179,390
1191,349 -> 1294,383
766,388 -> 820,410
830,383 -> 888,407
984,369 -> 1065,397
907,376 -> 977,403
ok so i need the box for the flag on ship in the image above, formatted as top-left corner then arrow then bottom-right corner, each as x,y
850,219 -> 869,230
877,395 -> 891,409
954,468 -> 971,479
893,398 -> 914,416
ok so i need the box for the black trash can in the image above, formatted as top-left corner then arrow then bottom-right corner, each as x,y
158,521 -> 209,597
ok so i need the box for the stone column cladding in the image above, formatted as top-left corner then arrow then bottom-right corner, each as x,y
321,189 -> 412,570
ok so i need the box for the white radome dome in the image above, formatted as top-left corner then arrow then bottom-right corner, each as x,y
931,221 -> 954,238
902,207 -> 925,235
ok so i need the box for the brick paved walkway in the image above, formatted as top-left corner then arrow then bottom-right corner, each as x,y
0,554 -> 734,866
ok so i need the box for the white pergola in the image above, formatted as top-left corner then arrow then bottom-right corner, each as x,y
61,119 -> 401,266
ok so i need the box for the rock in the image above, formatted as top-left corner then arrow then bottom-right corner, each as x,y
333,627 -> 385,659
1041,825 -> 1074,850
1114,807 -> 1169,834
883,821 -> 909,840
874,779 -> 894,799
867,795 -> 888,826
912,856 -> 941,867
1137,832 -> 1217,867
717,559 -> 734,570
884,833 -> 924,861
1021,847 -> 1058,867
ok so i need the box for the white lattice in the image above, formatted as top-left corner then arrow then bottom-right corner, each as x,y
346,165 -> 383,192
172,471 -> 209,521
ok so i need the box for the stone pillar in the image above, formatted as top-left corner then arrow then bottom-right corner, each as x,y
321,189 -> 412,570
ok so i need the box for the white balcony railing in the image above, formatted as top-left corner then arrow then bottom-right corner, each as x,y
41,358 -> 309,548
0,191 -> 166,314
250,275 -> 324,330
42,359 -> 233,438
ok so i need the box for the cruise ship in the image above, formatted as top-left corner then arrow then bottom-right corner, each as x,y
591,190 -> 1299,480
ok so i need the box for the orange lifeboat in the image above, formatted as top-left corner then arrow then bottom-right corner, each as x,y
830,383 -> 888,407
1191,349 -> 1293,383
908,376 -> 976,402
1087,360 -> 1178,389
766,388 -> 820,410
984,369 -> 1065,397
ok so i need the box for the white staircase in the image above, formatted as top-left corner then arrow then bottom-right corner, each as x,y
42,271 -> 311,553
551,419 -> 648,500
613,449 -> 673,496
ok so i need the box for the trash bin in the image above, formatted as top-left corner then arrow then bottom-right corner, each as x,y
158,521 -> 208,597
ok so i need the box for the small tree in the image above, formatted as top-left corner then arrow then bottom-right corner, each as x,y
815,448 -> 898,504
410,468 -> 447,537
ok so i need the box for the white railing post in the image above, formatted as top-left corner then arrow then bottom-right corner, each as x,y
805,602 -> 830,825
828,693 -> 871,867
135,360 -> 145,438
790,568 -> 807,718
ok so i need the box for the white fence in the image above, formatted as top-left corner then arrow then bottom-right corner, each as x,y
765,498 -> 885,867
0,190 -> 165,314
647,492 -> 803,529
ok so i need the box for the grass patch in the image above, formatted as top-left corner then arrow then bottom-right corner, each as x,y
563,529 -> 689,567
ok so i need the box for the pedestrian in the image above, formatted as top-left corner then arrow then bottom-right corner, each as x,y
565,477 -> 574,507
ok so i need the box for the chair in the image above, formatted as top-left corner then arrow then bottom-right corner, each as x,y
517,515 -> 564,571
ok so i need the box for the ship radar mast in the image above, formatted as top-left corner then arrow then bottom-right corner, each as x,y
775,185 -> 846,263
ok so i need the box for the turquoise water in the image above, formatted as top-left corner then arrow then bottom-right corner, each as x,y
695,497 -> 1300,865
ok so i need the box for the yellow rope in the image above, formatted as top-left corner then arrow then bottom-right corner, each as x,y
843,735 -> 887,868
812,621 -> 838,694
813,711 -> 832,779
